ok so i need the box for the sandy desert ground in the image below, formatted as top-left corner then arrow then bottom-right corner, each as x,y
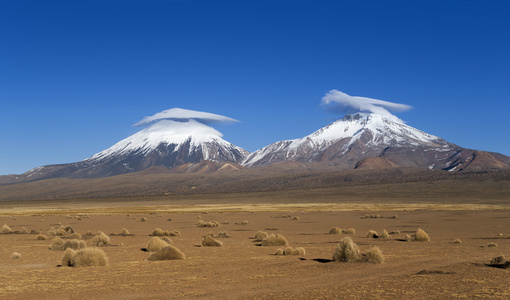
1,200 -> 509,299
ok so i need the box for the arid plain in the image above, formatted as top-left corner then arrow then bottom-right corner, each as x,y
1,168 -> 509,299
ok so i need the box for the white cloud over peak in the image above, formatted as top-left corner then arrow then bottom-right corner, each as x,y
321,90 -> 412,123
134,108 -> 239,126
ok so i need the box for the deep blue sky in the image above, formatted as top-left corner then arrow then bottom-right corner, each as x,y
1,1 -> 510,175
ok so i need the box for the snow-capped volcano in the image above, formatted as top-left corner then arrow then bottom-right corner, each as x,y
10,111 -> 249,181
88,119 -> 246,164
241,113 -> 509,170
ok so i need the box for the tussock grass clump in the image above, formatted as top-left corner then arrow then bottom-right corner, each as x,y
333,237 -> 361,262
56,228 -> 67,236
234,220 -> 250,225
162,236 -> 172,243
91,231 -> 111,247
36,234 -> 47,240
453,239 -> 462,244
61,247 -> 108,267
1,224 -> 13,234
151,228 -> 181,237
255,231 -> 269,240
147,237 -> 170,252
329,227 -> 342,234
292,217 -> 300,221
30,229 -> 40,234
218,231 -> 231,238
69,233 -> 82,239
84,231 -> 94,237
392,215 -> 398,219
121,228 -> 130,236
342,228 -> 355,235
490,255 -> 506,265
147,245 -> 185,261
404,235 -> 412,242
202,236 -> 223,247
47,227 -> 57,236
63,225 -> 74,234
380,230 -> 390,239
362,246 -> 385,263
390,230 -> 400,234
261,234 -> 289,246
141,217 -> 148,222
50,237 -> 85,251
333,237 -> 384,264
197,220 -> 220,228
413,228 -> 430,242
488,242 -> 498,248
21,227 -> 29,234
366,230 -> 379,238
11,252 -> 21,259
276,247 -> 306,256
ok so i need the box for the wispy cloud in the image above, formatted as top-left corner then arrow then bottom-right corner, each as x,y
321,90 -> 412,122
134,108 -> 239,126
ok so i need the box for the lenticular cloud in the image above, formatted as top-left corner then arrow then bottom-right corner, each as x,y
134,108 -> 239,126
321,90 -> 412,123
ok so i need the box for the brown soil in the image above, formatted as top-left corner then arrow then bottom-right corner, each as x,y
1,201 -> 509,299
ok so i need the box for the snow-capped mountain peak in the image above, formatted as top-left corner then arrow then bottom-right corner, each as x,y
241,113 -> 452,167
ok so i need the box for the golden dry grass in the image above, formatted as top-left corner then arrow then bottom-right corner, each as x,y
261,234 -> 288,246
147,245 -> 185,261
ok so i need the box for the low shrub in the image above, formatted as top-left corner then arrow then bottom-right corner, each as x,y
329,227 -> 342,234
276,247 -> 306,256
202,236 -> 223,247
91,231 -> 111,247
36,234 -> 47,240
255,231 -> 269,240
147,237 -> 169,252
362,246 -> 385,263
147,245 -> 185,261
380,230 -> 390,239
333,237 -> 384,263
261,234 -> 288,246
342,228 -> 355,235
366,230 -> 379,238
413,228 -> 430,242
61,247 -> 108,267
11,252 -> 21,259
1,224 -> 13,234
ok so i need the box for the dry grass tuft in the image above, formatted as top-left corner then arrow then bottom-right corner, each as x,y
63,225 -> 74,234
333,237 -> 360,262
453,239 -> 462,244
69,233 -> 82,239
362,246 -> 385,263
234,220 -> 251,225
47,227 -> 57,236
91,231 -> 111,247
141,217 -> 148,222
255,231 -> 269,240
276,247 -> 306,256
36,234 -> 47,240
329,227 -> 342,234
197,220 -> 221,228
413,228 -> 430,242
366,230 -> 379,238
380,229 -> 390,239
292,217 -> 300,220
50,237 -> 86,251
11,252 -> 21,259
333,237 -> 384,263
30,229 -> 40,234
218,231 -> 231,238
490,255 -> 506,265
1,224 -> 13,234
342,228 -> 355,235
121,228 -> 130,236
261,234 -> 289,246
162,236 -> 172,243
202,236 -> 223,247
147,237 -> 170,252
389,230 -> 400,234
61,247 -> 108,267
404,235 -> 412,242
147,245 -> 185,261
488,242 -> 498,248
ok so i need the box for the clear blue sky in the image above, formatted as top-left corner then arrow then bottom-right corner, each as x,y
1,1 -> 510,175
